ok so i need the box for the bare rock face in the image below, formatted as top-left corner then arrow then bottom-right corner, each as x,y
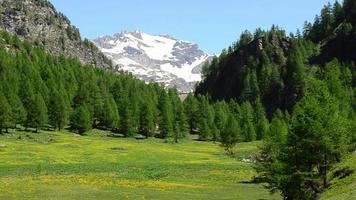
0,0 -> 114,70
94,31 -> 212,92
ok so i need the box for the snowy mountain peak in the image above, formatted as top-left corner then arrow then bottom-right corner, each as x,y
93,31 -> 212,92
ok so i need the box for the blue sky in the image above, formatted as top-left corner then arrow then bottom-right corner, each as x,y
49,0 -> 332,55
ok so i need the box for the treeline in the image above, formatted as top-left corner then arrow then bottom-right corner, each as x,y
184,94 -> 269,152
0,31 -> 187,142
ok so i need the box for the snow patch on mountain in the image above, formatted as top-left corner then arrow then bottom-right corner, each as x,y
93,30 -> 211,92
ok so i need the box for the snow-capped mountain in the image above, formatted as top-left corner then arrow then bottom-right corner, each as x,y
93,30 -> 211,92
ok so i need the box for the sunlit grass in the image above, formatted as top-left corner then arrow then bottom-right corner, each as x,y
0,129 -> 280,200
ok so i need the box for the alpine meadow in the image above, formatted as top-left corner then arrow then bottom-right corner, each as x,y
0,0 -> 355,200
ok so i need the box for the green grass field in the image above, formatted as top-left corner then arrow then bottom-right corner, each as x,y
0,130 -> 281,200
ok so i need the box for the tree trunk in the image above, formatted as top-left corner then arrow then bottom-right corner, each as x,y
5,127 -> 8,133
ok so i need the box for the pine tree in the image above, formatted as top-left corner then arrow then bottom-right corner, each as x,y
8,93 -> 26,128
173,101 -> 187,143
283,79 -> 350,198
250,69 -> 260,101
100,94 -> 120,130
254,98 -> 269,140
213,101 -> 228,141
158,93 -> 173,138
258,79 -> 351,199
48,89 -> 69,130
121,100 -> 135,137
285,41 -> 306,110
32,93 -> 48,132
70,105 -> 92,135
139,100 -> 155,138
221,114 -> 240,154
255,113 -> 288,191
197,96 -> 214,140
0,91 -> 12,133
184,93 -> 199,133
240,101 -> 256,141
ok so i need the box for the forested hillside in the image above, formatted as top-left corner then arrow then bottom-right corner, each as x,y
194,0 -> 355,199
0,30 -> 189,141
195,0 -> 355,117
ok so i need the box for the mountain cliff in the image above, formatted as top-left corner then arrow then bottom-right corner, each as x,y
0,0 -> 114,69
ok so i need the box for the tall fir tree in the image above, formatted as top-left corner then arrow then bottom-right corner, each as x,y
221,114 -> 240,154
70,104 -> 92,135
0,91 -> 12,133
240,101 -> 256,141
48,89 -> 69,130
254,98 -> 269,140
158,92 -> 173,138
139,100 -> 155,138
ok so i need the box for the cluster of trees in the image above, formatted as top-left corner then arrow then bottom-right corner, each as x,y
256,72 -> 354,199
196,26 -> 317,117
194,1 -> 355,199
183,94 -> 269,153
304,0 -> 356,64
0,31 -> 187,142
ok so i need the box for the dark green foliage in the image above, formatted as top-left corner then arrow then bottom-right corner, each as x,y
0,30 -> 181,137
31,94 -> 48,132
283,40 -> 307,111
139,100 -> 155,138
254,98 -> 269,140
158,93 -> 174,138
100,94 -> 120,130
256,79 -> 352,200
183,93 -> 199,133
212,101 -> 229,141
0,91 -> 12,133
70,105 -> 91,134
196,95 -> 214,140
240,101 -> 256,142
195,26 -> 315,116
172,100 -> 188,143
48,89 -> 69,130
220,114 -> 240,154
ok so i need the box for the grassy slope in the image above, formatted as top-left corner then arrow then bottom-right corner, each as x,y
320,153 -> 356,200
0,130 -> 280,200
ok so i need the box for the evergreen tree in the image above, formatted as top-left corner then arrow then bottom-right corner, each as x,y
196,96 -> 214,140
240,101 -> 256,141
213,101 -> 228,141
32,93 -> 48,132
0,91 -> 12,133
8,93 -> 26,128
258,79 -> 351,199
221,114 -> 240,154
172,101 -> 187,143
70,105 -> 92,134
255,113 -> 288,191
254,98 -> 269,140
48,89 -> 69,130
139,100 -> 155,138
121,99 -> 135,137
284,40 -> 306,110
183,93 -> 199,133
100,94 -> 120,130
158,93 -> 174,138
